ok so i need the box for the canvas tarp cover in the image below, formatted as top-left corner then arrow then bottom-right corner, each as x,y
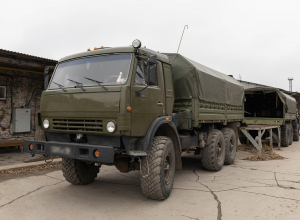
245,87 -> 297,114
164,53 -> 244,106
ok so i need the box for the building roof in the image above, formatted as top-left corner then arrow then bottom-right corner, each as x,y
0,49 -> 57,63
0,49 -> 57,73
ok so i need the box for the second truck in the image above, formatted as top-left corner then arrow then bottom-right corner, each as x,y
24,40 -> 244,200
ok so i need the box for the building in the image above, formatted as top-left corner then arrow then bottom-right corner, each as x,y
0,49 -> 57,145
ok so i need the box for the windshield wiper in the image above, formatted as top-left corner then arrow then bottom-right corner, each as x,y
52,81 -> 67,92
84,77 -> 108,90
67,79 -> 86,91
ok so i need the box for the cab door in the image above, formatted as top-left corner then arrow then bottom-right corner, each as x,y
130,60 -> 165,136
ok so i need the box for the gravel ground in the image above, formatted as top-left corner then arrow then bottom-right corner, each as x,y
238,144 -> 285,161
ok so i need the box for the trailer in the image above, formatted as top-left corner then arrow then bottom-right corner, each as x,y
240,87 -> 299,148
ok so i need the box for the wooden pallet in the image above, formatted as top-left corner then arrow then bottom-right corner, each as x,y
240,125 -> 281,157
0,141 -> 24,153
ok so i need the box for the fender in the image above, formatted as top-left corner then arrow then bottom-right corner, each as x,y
137,117 -> 173,151
138,116 -> 182,169
122,116 -> 182,169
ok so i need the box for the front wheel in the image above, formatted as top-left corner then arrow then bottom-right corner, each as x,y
281,124 -> 289,147
62,158 -> 100,185
140,136 -> 175,200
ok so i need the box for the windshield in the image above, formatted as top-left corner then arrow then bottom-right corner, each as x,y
48,54 -> 132,90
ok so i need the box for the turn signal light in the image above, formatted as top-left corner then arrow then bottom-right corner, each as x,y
127,106 -> 132,112
101,46 -> 104,49
94,150 -> 100,158
166,118 -> 169,121
94,47 -> 97,50
29,144 -> 34,150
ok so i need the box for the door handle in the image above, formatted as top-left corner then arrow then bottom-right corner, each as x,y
157,102 -> 163,106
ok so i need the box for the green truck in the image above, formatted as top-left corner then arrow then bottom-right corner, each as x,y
24,40 -> 244,200
240,87 -> 299,146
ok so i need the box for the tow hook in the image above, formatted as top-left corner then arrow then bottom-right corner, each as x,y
138,157 -> 149,178
30,153 -> 35,157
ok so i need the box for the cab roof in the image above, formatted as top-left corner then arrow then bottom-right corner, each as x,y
58,46 -> 170,64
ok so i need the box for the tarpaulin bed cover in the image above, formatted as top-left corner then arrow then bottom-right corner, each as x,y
164,53 -> 244,106
245,87 -> 297,114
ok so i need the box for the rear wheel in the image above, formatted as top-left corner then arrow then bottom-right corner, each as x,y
288,123 -> 293,145
293,122 -> 299,141
200,130 -> 225,171
140,136 -> 175,200
281,124 -> 289,147
62,158 -> 100,185
221,128 -> 237,165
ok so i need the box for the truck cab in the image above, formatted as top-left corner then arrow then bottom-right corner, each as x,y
24,40 -> 244,200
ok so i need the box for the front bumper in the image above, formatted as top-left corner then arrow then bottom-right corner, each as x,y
24,140 -> 115,163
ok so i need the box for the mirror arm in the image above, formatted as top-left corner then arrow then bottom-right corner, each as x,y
135,84 -> 149,97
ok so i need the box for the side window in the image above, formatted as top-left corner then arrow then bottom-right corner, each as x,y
135,59 -> 146,85
135,59 -> 158,86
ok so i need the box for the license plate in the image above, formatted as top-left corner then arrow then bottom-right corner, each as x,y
49,145 -> 72,156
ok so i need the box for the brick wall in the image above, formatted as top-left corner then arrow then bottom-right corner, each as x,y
0,69 -> 45,141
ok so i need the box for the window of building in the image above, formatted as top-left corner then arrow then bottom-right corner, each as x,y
0,86 -> 6,100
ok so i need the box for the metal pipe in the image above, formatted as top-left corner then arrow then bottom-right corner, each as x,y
0,66 -> 43,74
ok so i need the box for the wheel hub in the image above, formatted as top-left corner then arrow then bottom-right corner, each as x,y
164,154 -> 172,185
217,141 -> 223,162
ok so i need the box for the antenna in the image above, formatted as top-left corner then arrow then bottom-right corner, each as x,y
288,77 -> 293,92
238,74 -> 242,81
177,25 -> 188,53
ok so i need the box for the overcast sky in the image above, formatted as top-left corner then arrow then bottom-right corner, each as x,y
1,0 -> 299,91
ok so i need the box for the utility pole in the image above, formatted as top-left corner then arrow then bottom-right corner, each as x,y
177,25 -> 188,53
288,77 -> 293,92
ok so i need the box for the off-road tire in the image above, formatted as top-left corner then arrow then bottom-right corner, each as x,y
288,123 -> 293,145
200,130 -> 225,171
293,121 -> 299,141
281,124 -> 289,147
140,136 -> 175,200
62,158 -> 100,185
221,128 -> 237,165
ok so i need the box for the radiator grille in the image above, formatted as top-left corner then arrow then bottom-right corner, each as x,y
53,119 -> 103,133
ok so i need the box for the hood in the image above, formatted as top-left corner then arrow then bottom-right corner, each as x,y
41,90 -> 120,114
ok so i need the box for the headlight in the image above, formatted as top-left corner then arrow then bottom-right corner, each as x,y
106,121 -> 116,133
132,39 -> 141,49
43,119 -> 50,129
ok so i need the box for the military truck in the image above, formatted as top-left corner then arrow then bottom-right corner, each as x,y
24,40 -> 244,200
240,87 -> 299,146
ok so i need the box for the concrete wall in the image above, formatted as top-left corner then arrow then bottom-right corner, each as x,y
0,69 -> 45,141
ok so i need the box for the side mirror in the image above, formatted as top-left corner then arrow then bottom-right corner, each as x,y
44,66 -> 50,90
148,54 -> 157,65
147,55 -> 157,86
44,66 -> 55,90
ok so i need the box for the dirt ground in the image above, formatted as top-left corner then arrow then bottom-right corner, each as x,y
0,147 -> 58,167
